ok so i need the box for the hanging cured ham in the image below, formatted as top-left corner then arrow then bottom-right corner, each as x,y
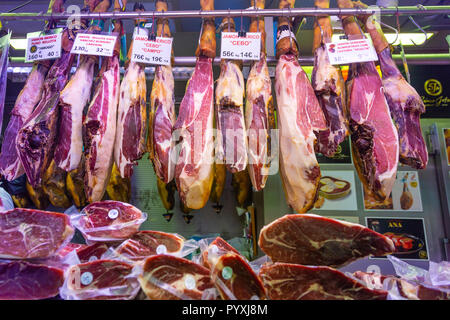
246,0 -> 274,191
275,0 -> 327,213
311,0 -> 348,157
149,0 -> 176,184
15,0 -> 108,187
173,0 -> 215,210
114,2 -> 147,178
353,0 -> 428,169
16,30 -> 76,187
338,0 -> 399,200
0,0 -> 63,181
215,17 -> 247,173
54,55 -> 96,171
83,1 -> 122,203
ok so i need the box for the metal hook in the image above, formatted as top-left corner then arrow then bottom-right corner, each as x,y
379,20 -> 399,45
228,8 -> 231,33
408,16 -> 428,46
256,7 -> 259,33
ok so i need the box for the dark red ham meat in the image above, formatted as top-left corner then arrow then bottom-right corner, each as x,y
73,200 -> 145,241
0,260 -> 64,300
259,263 -> 387,300
139,254 -> 216,300
259,214 -> 395,268
0,209 -> 74,259
115,230 -> 184,261
61,259 -> 139,300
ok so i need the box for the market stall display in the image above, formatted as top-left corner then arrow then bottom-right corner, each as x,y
0,0 -> 448,302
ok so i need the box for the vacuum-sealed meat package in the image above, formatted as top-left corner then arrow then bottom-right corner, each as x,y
70,201 -> 147,242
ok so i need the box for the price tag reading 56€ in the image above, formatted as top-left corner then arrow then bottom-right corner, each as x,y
131,33 -> 173,66
25,30 -> 62,62
220,32 -> 261,61
71,33 -> 117,57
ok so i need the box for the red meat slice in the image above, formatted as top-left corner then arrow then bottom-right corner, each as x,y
0,209 -> 74,259
57,243 -> 87,258
202,237 -> 240,269
0,261 -> 64,300
115,231 -> 184,261
139,254 -> 216,300
259,214 -> 395,268
62,259 -> 139,300
75,200 -> 145,241
76,242 -> 109,263
353,271 -> 450,300
211,252 -> 267,300
259,263 -> 387,300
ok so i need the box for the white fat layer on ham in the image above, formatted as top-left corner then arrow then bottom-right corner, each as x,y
275,56 -> 321,212
114,61 -> 147,177
57,58 -> 95,171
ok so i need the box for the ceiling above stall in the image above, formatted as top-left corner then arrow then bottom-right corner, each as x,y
1,0 -> 449,61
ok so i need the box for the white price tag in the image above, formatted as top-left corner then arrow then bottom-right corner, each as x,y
220,32 -> 261,61
326,38 -> 378,65
25,31 -> 62,62
131,33 -> 173,66
71,33 -> 117,57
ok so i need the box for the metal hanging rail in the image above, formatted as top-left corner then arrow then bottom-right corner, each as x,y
0,6 -> 450,21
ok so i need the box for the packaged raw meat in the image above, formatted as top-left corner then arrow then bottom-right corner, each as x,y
138,254 -> 218,300
260,263 -> 387,300
259,214 -> 395,268
70,201 -> 147,242
0,260 -> 64,300
202,238 -> 267,300
103,231 -> 197,262
60,259 -> 141,300
0,208 -> 75,259
352,270 -> 450,300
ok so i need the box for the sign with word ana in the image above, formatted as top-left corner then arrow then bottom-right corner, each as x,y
131,34 -> 173,66
220,32 -> 261,61
71,33 -> 117,57
325,38 -> 378,65
25,30 -> 62,62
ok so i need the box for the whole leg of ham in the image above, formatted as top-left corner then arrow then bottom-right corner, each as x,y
114,60 -> 147,178
246,55 -> 272,191
352,1 -> 428,169
275,54 -> 327,213
174,57 -> 214,210
246,0 -> 273,191
150,64 -> 175,183
0,63 -> 50,180
311,0 -> 348,157
215,18 -> 247,173
16,46 -> 75,187
173,0 -> 215,210
338,0 -> 399,200
1,0 -> 70,181
55,56 -> 96,171
378,49 -> 427,169
149,1 -> 176,183
348,62 -> 399,200
83,55 -> 120,203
